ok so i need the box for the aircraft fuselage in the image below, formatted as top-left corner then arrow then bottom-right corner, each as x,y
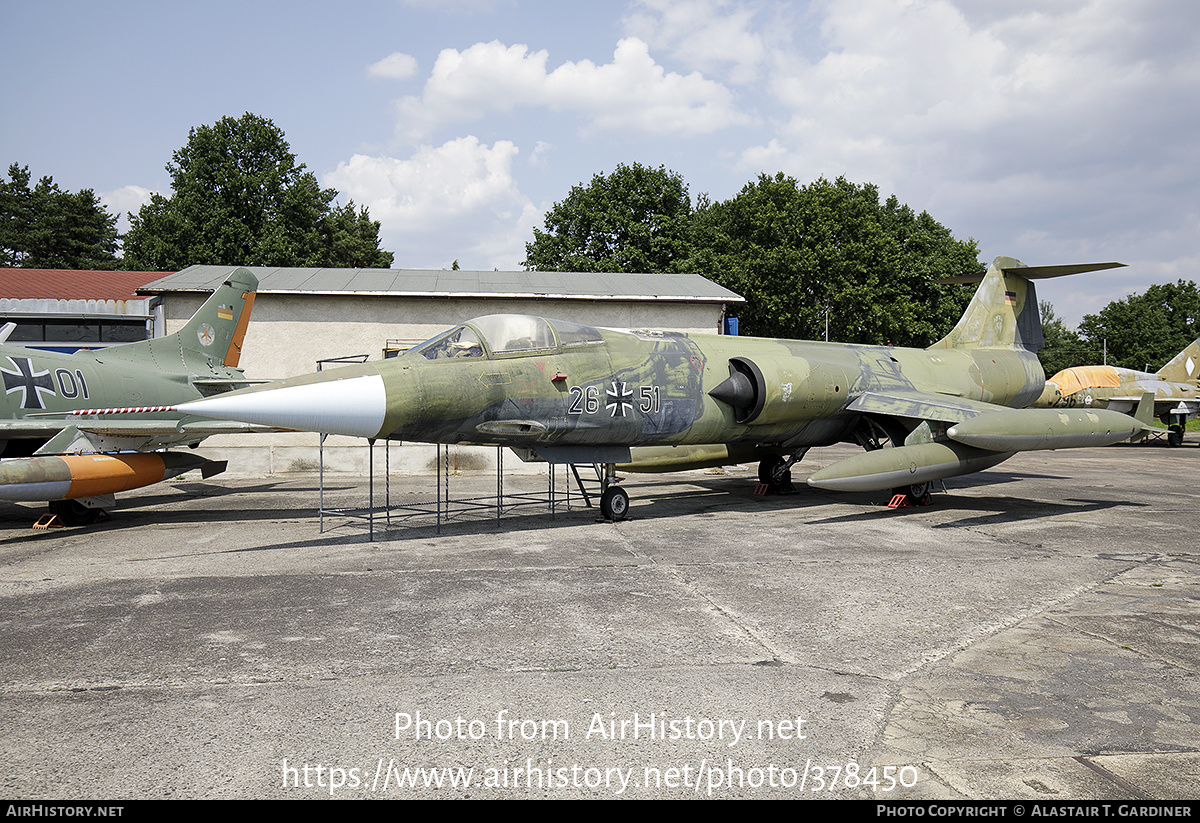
209,320 -> 1046,456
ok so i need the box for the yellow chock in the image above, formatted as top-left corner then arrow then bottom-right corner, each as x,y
32,514 -> 65,530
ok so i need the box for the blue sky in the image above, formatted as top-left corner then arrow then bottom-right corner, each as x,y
4,0 -> 1198,325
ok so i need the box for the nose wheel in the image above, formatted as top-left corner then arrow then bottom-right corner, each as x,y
598,462 -> 630,521
600,485 -> 629,521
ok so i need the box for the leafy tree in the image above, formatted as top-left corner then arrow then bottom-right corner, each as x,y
123,113 -> 392,270
1037,300 -> 1099,375
686,174 -> 980,344
1077,280 -> 1200,372
318,202 -> 394,268
1,163 -> 120,269
524,162 -> 693,273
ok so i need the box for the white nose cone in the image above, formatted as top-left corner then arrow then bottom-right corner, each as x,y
179,374 -> 387,438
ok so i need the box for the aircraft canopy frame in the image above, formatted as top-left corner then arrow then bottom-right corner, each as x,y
411,315 -> 604,360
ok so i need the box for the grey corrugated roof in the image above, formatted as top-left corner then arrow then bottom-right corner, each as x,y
140,266 -> 744,303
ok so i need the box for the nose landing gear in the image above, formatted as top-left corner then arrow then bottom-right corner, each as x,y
599,463 -> 629,521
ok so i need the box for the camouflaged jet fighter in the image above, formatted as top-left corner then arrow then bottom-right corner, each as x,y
0,269 -> 265,524
1032,339 -> 1200,446
177,256 -> 1154,521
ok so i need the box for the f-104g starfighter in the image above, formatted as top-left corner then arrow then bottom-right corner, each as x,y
178,256 -> 1153,520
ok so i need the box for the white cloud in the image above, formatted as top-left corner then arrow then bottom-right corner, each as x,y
757,0 -> 1011,175
335,0 -> 1199,320
698,0 -> 1200,322
100,185 -> 154,234
622,0 -> 772,84
325,137 -> 534,269
528,141 -> 554,167
393,37 -> 747,142
367,52 -> 418,81
734,4 -> 1195,209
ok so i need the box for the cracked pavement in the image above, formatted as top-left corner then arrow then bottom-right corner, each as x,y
1,443 -> 1196,799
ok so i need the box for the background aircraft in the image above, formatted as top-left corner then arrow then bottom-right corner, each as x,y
177,257 -> 1152,521
0,269 -> 265,524
1033,340 -> 1200,446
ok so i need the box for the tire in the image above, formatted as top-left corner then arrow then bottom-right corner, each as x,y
908,482 -> 931,500
1168,425 -> 1184,447
600,486 -> 629,521
758,456 -> 790,487
48,499 -> 100,527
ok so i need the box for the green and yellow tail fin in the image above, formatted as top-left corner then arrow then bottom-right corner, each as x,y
104,268 -> 258,371
1156,338 -> 1200,382
929,256 -> 1124,352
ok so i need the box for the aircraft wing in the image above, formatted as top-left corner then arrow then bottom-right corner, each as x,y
0,416 -> 279,456
846,390 -> 1009,424
1080,396 -> 1199,419
0,418 -> 76,439
0,417 -> 276,437
809,389 -> 1156,492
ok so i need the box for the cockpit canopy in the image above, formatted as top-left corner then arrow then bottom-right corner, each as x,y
411,315 -> 604,360
1047,365 -> 1122,396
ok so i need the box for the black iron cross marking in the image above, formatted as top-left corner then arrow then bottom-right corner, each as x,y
2,357 -> 57,410
605,381 -> 633,417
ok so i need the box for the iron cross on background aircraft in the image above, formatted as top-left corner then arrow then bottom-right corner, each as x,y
0,269 -> 266,525
178,256 -> 1157,521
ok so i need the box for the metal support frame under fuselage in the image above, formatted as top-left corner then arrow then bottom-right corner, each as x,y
316,439 -> 611,540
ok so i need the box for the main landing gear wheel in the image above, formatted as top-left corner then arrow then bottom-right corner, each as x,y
600,486 -> 629,521
758,455 -> 797,494
1167,424 -> 1184,447
47,499 -> 101,527
907,482 -> 931,500
887,481 -> 934,509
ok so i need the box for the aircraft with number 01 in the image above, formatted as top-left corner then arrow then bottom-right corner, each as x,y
0,268 -> 266,524
177,256 -> 1156,520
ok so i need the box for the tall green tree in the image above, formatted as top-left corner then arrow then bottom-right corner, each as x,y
686,174 -> 980,344
0,163 -> 120,269
1077,280 -> 1200,372
318,202 -> 394,268
1037,300 -> 1098,375
524,162 -> 693,273
123,113 -> 392,270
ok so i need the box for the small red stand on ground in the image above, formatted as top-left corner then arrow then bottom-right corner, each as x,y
888,493 -> 933,509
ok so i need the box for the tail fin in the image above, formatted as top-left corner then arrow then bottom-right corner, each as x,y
1156,338 -> 1200,382
105,268 -> 258,371
929,256 -> 1125,351
1130,391 -> 1165,442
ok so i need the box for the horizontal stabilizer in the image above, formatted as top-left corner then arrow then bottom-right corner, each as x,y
940,261 -> 1125,284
